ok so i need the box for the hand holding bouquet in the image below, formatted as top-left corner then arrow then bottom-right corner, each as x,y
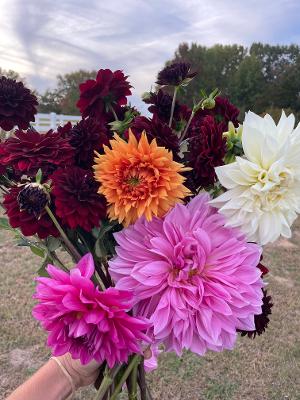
2,60 -> 298,398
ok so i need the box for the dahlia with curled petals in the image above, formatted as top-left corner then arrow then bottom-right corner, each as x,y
3,186 -> 58,239
129,116 -> 180,157
51,167 -> 107,231
94,131 -> 190,226
156,62 -> 197,86
67,118 -> 109,169
186,115 -> 227,190
0,76 -> 38,131
76,69 -> 132,119
109,193 -> 264,356
0,129 -> 74,177
144,90 -> 180,124
33,254 -> 150,367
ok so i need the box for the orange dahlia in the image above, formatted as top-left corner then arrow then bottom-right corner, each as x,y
93,130 -> 190,226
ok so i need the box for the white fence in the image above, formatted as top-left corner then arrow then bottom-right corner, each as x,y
0,113 -> 82,137
33,112 -> 81,131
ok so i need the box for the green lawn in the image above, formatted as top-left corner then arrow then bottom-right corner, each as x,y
0,226 -> 299,400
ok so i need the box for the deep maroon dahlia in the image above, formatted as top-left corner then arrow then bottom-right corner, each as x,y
0,129 -> 74,177
144,90 -> 180,124
76,69 -> 132,119
213,96 -> 240,128
186,115 -> 227,190
17,183 -> 50,218
129,116 -> 180,156
0,76 -> 38,131
51,167 -> 107,231
3,186 -> 58,239
239,289 -> 273,338
68,118 -> 109,169
156,62 -> 197,86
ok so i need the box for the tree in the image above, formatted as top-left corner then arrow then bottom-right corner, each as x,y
38,70 -> 97,115
166,42 -> 300,121
0,68 -> 24,82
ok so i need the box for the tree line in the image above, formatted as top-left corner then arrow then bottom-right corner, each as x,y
2,42 -> 300,121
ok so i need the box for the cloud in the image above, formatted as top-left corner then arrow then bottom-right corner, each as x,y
1,0 -> 300,110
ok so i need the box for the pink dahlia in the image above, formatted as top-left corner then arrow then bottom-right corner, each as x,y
33,254 -> 150,367
109,194 -> 264,356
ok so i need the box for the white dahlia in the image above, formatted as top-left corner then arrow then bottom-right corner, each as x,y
210,111 -> 300,245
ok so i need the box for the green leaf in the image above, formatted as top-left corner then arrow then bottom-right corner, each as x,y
30,245 -> 45,258
35,168 -> 43,184
46,236 -> 61,252
37,256 -> 51,277
0,217 -> 12,230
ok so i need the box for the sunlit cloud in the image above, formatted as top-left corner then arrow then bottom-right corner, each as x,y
1,0 -> 299,109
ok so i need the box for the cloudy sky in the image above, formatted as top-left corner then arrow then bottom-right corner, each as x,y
1,0 -> 300,108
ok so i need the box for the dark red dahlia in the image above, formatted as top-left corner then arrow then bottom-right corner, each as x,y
186,115 -> 227,190
17,183 -> 50,218
144,90 -> 180,124
239,289 -> 273,338
0,129 -> 74,177
156,62 -> 197,86
213,96 -> 240,128
76,69 -> 132,119
51,167 -> 107,231
129,116 -> 180,156
0,76 -> 38,131
68,118 -> 109,169
56,121 -> 72,138
3,186 -> 58,239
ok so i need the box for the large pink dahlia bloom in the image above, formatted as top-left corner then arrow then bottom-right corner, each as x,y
33,254 -> 150,367
109,194 -> 264,356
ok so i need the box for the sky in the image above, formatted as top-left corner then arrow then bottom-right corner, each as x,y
1,0 -> 300,109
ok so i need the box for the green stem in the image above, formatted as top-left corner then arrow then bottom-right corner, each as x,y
128,361 -> 138,400
180,110 -> 195,143
110,355 -> 141,400
93,365 -> 122,400
138,360 -> 147,400
169,86 -> 179,128
110,105 -> 119,121
45,206 -> 81,262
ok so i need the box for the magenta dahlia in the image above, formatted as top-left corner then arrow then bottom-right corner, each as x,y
3,186 -> 58,239
33,253 -> 150,367
109,193 -> 264,356
68,118 -> 109,169
0,129 -> 74,177
186,115 -> 227,190
50,167 -> 107,231
0,76 -> 38,131
76,69 -> 132,119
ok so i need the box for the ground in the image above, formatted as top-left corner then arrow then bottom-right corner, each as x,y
0,226 -> 299,400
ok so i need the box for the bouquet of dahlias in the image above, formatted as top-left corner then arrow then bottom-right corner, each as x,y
3,60 -> 299,399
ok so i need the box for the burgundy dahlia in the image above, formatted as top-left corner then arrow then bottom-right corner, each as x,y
156,62 -> 197,86
17,183 -> 50,218
186,115 -> 227,190
76,69 -> 132,120
51,167 -> 107,231
239,289 -> 273,338
3,186 -> 58,239
144,90 -> 180,124
213,96 -> 240,128
0,76 -> 38,131
129,116 -> 180,156
68,118 -> 109,169
0,129 -> 74,177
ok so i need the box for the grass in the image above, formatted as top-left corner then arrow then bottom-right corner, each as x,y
0,225 -> 300,400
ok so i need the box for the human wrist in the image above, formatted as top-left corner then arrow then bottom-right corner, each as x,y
50,357 -> 75,399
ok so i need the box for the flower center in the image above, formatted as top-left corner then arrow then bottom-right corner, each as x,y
169,233 -> 209,286
127,176 -> 140,186
251,166 -> 294,211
